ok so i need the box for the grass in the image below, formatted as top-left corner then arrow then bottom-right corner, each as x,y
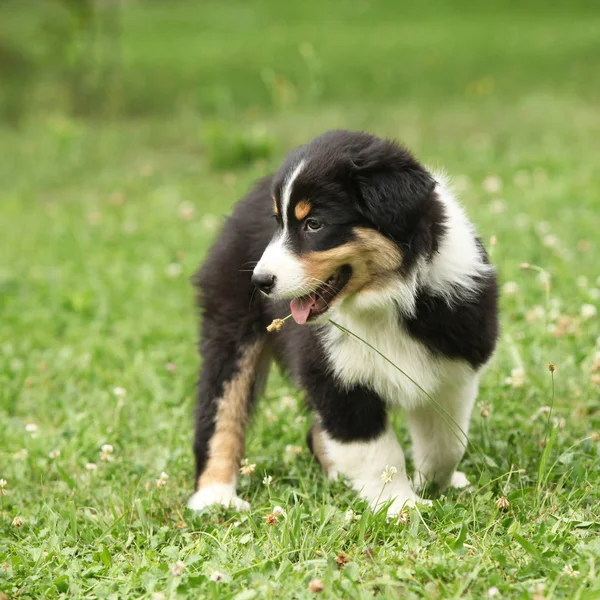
1,1 -> 600,598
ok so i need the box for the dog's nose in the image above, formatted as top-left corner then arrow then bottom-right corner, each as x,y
251,272 -> 276,295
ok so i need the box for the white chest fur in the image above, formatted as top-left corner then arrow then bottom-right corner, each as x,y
321,304 -> 473,410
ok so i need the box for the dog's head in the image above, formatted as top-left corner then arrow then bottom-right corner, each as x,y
252,130 -> 445,323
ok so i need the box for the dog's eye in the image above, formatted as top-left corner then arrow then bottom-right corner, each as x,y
304,218 -> 322,232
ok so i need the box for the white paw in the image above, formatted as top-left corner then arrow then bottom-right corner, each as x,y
450,471 -> 471,489
187,483 -> 250,512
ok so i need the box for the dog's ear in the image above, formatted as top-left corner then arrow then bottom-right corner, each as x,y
349,138 -> 442,261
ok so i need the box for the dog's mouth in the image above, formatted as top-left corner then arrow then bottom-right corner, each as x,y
290,265 -> 352,324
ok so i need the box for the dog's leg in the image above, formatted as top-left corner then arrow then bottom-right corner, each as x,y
188,335 -> 269,512
307,382 -> 426,516
406,376 -> 479,494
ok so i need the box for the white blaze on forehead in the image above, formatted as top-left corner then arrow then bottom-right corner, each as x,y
281,159 -> 306,227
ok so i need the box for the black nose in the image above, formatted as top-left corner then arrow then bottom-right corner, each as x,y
251,272 -> 276,294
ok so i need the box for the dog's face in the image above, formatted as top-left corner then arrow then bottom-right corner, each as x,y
252,130 -> 443,323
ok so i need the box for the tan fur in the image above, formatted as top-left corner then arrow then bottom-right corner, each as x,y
272,196 -> 279,216
309,422 -> 334,475
301,227 -> 402,294
197,340 -> 266,490
294,200 -> 311,221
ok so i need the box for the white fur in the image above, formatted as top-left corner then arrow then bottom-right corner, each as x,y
187,483 -> 250,512
320,177 -> 491,499
321,425 -> 427,516
253,160 -> 312,298
281,159 -> 305,228
253,233 -> 308,298
422,174 -> 494,304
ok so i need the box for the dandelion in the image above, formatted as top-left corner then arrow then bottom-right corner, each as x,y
48,449 -> 60,459
156,471 -> 169,488
239,459 -> 256,476
308,578 -> 325,593
580,304 -> 597,320
170,561 -> 186,576
12,516 -> 24,527
210,570 -> 224,582
502,281 -> 519,296
505,367 -> 526,388
496,496 -> 510,510
25,423 -> 38,433
335,552 -> 350,568
263,475 -> 273,486
165,263 -> 183,278
482,175 -> 502,194
380,465 -> 397,484
563,565 -> 580,577
113,386 -> 126,399
85,462 -> 97,471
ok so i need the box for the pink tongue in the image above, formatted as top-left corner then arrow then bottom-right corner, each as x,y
290,296 -> 314,324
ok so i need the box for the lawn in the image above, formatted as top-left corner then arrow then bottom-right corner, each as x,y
1,1 -> 599,598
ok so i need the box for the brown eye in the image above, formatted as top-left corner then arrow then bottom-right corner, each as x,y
305,218 -> 322,232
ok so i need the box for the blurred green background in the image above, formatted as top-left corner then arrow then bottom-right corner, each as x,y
1,1 -> 600,598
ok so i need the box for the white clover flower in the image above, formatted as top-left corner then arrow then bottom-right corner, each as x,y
487,586 -> 500,597
85,462 -> 98,471
262,475 -> 273,486
0,479 -> 7,496
156,471 -> 169,488
48,449 -> 61,459
170,560 -> 186,576
280,395 -> 296,410
12,516 -> 24,528
580,304 -> 597,320
165,263 -> 183,278
285,444 -> 303,456
100,444 -> 114,462
563,565 -> 580,577
25,423 -> 38,433
482,175 -> 502,193
272,505 -> 286,517
239,459 -> 256,476
210,570 -> 224,582
380,465 -> 397,484
502,281 -> 519,296
505,367 -> 526,389
13,449 -> 28,460
113,386 -> 126,399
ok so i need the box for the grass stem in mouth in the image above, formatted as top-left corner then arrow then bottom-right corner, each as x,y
266,314 -> 293,332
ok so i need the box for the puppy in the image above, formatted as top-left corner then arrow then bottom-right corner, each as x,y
188,130 -> 498,515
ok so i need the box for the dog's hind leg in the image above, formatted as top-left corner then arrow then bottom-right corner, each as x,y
188,321 -> 270,512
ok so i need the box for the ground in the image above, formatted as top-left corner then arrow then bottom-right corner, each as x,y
1,1 -> 599,598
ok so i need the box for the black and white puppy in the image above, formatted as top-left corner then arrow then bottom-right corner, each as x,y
188,130 -> 498,516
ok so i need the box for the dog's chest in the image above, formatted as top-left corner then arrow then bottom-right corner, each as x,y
321,312 -> 450,409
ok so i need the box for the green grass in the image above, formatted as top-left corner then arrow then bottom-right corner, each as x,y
1,1 -> 600,598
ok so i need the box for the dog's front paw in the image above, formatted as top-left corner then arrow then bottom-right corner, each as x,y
449,470 -> 470,489
187,483 -> 250,512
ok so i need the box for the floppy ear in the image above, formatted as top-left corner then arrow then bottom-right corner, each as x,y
350,138 -> 442,260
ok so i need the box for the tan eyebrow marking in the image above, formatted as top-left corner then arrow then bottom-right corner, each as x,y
295,200 -> 311,221
272,195 -> 279,216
